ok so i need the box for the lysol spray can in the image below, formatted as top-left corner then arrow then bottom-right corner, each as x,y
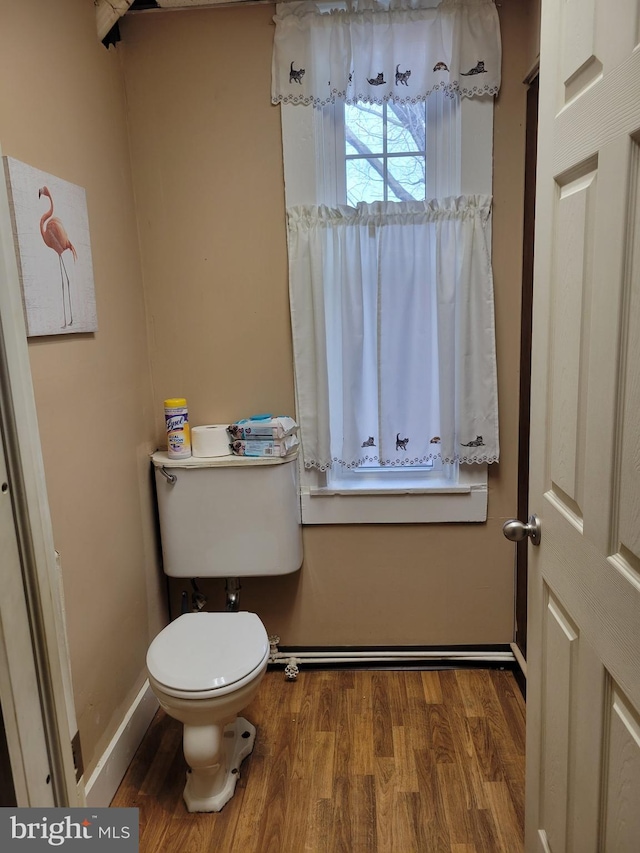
164,398 -> 191,459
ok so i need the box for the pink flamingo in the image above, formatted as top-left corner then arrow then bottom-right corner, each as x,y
38,186 -> 77,328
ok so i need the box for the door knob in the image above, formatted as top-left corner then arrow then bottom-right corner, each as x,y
502,514 -> 541,546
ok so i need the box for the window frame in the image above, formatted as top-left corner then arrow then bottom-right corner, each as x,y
343,100 -> 428,204
281,96 -> 495,524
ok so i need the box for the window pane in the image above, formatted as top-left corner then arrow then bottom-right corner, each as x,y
345,103 -> 384,156
387,156 -> 425,201
386,102 -> 426,155
346,158 -> 384,204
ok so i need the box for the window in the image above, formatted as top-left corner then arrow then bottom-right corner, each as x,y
344,101 -> 427,203
283,98 -> 494,523
275,0 -> 501,524
312,91 -> 464,209
321,97 -> 450,495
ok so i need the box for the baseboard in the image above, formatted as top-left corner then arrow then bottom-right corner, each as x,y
268,643 -> 516,672
84,680 -> 159,808
510,642 -> 527,677
510,642 -> 527,699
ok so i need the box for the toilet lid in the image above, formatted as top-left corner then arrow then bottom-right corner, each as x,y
146,612 -> 269,692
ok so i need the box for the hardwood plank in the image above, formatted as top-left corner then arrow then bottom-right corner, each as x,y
437,761 -> 474,845
484,779 -> 525,853
304,795 -> 334,853
468,715 -> 503,782
280,777 -> 313,853
354,670 -> 374,714
421,669 -> 444,704
372,673 -> 394,758
439,669 -> 465,707
404,671 -> 431,752
348,773 -> 377,853
373,756 -> 397,851
223,752 -> 270,850
481,673 -> 524,767
351,671 -> 375,775
136,797 -> 175,851
253,708 -> 293,853
490,669 -> 526,755
428,702 -> 456,764
446,703 -> 489,810
456,669 -> 487,717
386,668 -> 410,727
413,747 -> 451,851
310,730 -> 335,800
501,758 -> 526,830
404,789 -> 443,853
350,704 -> 375,775
311,670 -> 341,732
392,724 -> 419,793
328,775 -> 353,853
469,806 -> 505,853
333,673 -> 354,780
390,791 -> 423,853
289,687 -> 314,781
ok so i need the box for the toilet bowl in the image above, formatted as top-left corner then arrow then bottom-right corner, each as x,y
146,611 -> 270,813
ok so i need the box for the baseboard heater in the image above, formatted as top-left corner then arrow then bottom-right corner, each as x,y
267,639 -> 515,680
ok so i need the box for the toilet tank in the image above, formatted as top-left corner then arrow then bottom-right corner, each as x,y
151,451 -> 303,578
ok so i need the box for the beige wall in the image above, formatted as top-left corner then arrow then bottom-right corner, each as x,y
526,0 -> 542,71
122,1 -> 535,647
0,0 -> 165,779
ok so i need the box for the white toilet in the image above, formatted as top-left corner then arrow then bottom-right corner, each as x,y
148,451 -> 302,812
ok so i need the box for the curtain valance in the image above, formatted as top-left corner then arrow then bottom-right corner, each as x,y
272,0 -> 501,108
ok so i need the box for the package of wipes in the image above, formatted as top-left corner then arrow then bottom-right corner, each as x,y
228,415 -> 298,441
228,415 -> 299,458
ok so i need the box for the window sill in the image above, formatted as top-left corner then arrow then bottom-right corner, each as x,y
300,465 -> 488,524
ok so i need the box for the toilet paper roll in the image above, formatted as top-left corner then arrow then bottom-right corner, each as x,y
191,424 -> 232,458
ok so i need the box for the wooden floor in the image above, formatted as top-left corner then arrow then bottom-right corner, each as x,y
112,668 -> 526,852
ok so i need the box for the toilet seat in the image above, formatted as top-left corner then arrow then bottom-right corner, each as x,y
146,611 -> 269,696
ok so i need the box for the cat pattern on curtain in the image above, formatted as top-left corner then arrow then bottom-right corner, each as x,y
289,62 -> 305,84
461,436 -> 485,447
396,434 -> 409,451
395,65 -> 411,86
461,61 -> 487,76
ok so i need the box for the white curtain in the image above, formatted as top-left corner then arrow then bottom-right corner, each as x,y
287,196 -> 499,469
272,0 -> 501,108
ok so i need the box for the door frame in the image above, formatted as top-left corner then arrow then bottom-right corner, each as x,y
0,144 -> 82,807
514,66 -> 539,678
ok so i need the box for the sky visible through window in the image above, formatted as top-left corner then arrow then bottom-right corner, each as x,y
345,101 -> 427,204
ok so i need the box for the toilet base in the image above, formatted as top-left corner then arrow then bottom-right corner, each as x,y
183,717 -> 256,813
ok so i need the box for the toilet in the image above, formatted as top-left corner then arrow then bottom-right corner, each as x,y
148,451 -> 302,812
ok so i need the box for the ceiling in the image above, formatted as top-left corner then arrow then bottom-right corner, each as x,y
96,0 -> 262,43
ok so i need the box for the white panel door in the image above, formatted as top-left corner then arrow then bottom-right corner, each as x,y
526,1 -> 640,851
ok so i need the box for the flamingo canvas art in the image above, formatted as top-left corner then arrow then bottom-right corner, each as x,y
3,157 -> 97,336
